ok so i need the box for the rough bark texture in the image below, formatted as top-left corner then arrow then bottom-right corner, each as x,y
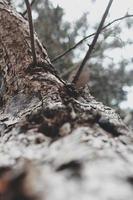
0,1 -> 133,200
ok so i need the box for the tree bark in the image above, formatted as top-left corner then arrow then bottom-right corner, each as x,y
0,1 -> 133,200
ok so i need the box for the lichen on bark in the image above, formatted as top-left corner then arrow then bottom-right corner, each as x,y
0,1 -> 133,200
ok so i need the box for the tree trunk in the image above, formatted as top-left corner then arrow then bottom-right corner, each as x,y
0,1 -> 133,200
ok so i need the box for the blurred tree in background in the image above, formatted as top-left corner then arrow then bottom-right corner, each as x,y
13,0 -> 133,128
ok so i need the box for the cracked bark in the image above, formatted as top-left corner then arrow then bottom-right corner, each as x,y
0,1 -> 133,200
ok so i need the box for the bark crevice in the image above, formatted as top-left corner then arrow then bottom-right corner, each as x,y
0,1 -> 133,200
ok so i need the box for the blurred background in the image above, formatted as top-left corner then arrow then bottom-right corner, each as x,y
12,0 -> 133,129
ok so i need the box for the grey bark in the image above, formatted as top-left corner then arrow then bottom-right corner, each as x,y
0,1 -> 133,200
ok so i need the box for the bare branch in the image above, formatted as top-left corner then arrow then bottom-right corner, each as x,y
22,0 -> 36,17
51,14 -> 133,63
72,0 -> 114,84
25,0 -> 37,65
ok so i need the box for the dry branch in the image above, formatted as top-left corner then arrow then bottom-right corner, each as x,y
22,0 -> 36,16
72,0 -> 114,84
25,0 -> 37,65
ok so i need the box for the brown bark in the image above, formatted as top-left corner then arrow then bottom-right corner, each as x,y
0,1 -> 133,200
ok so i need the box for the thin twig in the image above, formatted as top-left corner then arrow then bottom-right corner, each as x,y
25,0 -> 37,65
22,0 -> 36,16
51,14 -> 133,63
72,0 -> 114,84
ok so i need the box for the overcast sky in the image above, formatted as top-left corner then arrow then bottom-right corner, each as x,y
50,0 -> 133,109
51,0 -> 133,22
